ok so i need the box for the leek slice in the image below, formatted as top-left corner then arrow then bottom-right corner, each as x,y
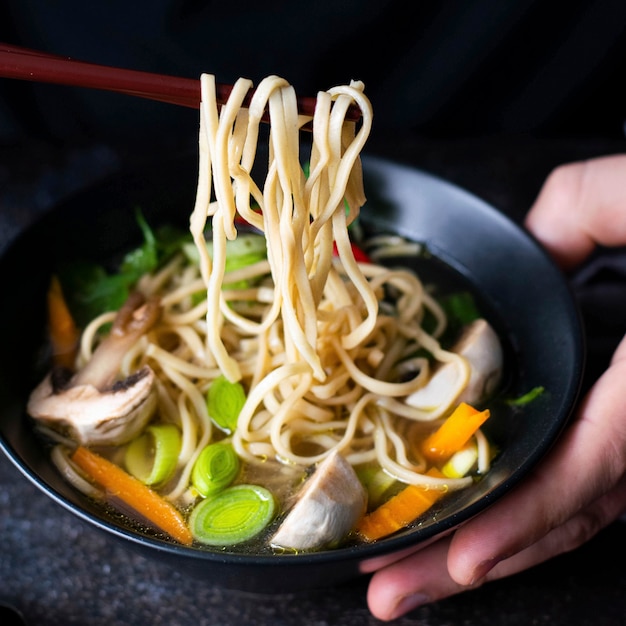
183,235 -> 266,268
357,466 -> 398,510
125,423 -> 181,485
441,441 -> 478,478
183,234 -> 267,290
192,442 -> 240,497
207,375 -> 246,432
189,484 -> 276,546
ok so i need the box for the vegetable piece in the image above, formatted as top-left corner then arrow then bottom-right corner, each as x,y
421,402 -> 490,463
234,212 -> 261,229
28,366 -> 157,447
70,445 -> 192,546
183,234 -> 266,269
506,385 -> 545,406
191,442 -> 240,497
189,484 -> 275,546
59,211 -> 188,325
59,261 -> 130,328
125,423 -> 182,485
28,293 -> 160,446
332,240 -> 371,263
183,233 -> 267,290
356,468 -> 445,542
440,291 -> 481,326
207,375 -> 247,433
119,208 -> 158,278
441,441 -> 479,479
120,209 -> 189,283
357,466 -> 398,510
223,237 -> 266,273
47,275 -> 80,370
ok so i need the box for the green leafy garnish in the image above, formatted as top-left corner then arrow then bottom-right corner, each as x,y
59,262 -> 132,327
118,208 -> 159,278
506,386 -> 545,407
59,208 -> 189,325
189,484 -> 276,546
440,292 -> 481,326
207,375 -> 247,433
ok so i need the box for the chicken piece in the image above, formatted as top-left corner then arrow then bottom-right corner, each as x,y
27,293 -> 160,446
406,318 -> 503,410
270,450 -> 367,551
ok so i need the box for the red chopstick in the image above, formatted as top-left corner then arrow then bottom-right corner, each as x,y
0,42 -> 361,122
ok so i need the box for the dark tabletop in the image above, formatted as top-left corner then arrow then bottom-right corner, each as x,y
1,133 -> 626,626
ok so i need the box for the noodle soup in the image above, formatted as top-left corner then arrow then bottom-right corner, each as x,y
27,216 -> 507,553
25,75 -> 509,554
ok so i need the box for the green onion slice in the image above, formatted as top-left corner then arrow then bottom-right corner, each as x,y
506,385 -> 545,407
189,484 -> 276,546
192,442 -> 240,497
207,375 -> 247,433
125,423 -> 181,485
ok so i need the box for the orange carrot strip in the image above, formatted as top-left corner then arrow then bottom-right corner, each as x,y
47,275 -> 79,369
356,469 -> 445,542
71,446 -> 193,546
421,402 -> 490,463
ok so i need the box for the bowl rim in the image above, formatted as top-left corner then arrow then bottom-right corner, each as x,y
0,152 -> 586,569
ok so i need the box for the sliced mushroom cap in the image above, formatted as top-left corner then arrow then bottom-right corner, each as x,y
406,318 -> 503,411
270,450 -> 367,551
27,293 -> 161,446
27,366 -> 157,446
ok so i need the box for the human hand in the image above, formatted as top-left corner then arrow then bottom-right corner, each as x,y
366,154 -> 626,621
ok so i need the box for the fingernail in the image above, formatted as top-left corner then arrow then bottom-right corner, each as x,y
391,592 -> 431,619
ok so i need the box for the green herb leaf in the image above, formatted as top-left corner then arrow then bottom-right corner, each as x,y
441,292 -> 481,326
59,261 -> 133,327
506,386 -> 545,407
59,209 -> 189,325
119,208 -> 158,279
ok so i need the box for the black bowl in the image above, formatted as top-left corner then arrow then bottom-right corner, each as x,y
0,154 -> 584,592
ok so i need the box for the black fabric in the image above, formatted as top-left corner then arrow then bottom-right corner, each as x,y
2,0 -> 626,144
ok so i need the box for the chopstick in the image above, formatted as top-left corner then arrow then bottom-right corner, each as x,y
0,43 -> 362,122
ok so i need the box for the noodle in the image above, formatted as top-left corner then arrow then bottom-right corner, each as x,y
39,74 -> 493,519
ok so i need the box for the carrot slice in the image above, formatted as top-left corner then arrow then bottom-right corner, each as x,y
356,468 -> 445,542
71,446 -> 193,546
421,402 -> 490,463
47,275 -> 79,369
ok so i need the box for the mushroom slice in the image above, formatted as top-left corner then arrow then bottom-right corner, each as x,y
27,293 -> 161,446
270,450 -> 367,551
27,366 -> 157,446
406,318 -> 503,410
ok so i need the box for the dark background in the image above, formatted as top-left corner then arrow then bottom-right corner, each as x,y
2,3 -> 626,625
2,0 -> 626,146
